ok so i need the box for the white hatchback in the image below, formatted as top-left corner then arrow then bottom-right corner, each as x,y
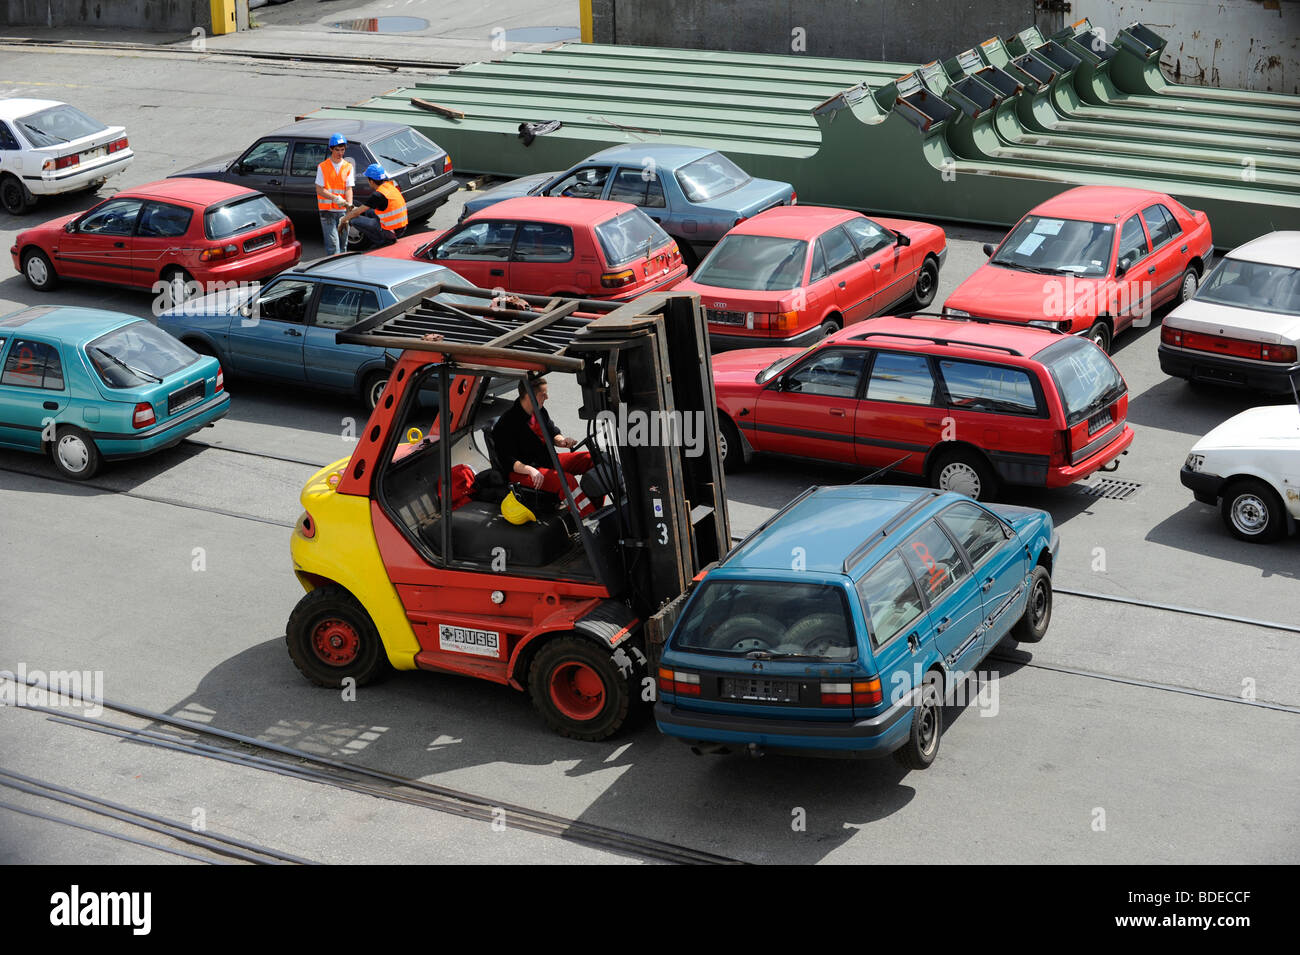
1159,231 -> 1300,395
0,99 -> 133,214
1180,402 -> 1300,543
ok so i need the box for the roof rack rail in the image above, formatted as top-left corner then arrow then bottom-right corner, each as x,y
842,490 -> 941,573
719,485 -> 821,566
850,330 -> 1023,357
335,284 -> 622,373
897,310 -> 1068,335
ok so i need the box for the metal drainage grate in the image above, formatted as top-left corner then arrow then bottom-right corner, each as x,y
1074,478 -> 1143,500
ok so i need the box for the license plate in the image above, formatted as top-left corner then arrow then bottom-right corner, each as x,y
1088,408 -> 1113,435
167,380 -> 205,415
243,233 -> 274,253
706,308 -> 747,327
408,164 -> 438,185
83,146 -> 107,161
721,678 -> 799,703
438,624 -> 501,658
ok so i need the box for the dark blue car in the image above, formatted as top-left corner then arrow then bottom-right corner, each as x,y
655,485 -> 1058,767
459,144 -> 795,269
157,254 -> 479,410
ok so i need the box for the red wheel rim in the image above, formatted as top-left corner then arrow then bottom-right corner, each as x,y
548,661 -> 606,722
311,618 -> 360,666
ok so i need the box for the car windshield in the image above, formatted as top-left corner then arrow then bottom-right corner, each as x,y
204,195 -> 284,239
755,344 -> 819,384
392,267 -> 480,306
1039,336 -> 1125,422
692,235 -> 808,291
15,104 -> 107,146
674,152 -> 752,203
370,128 -> 441,169
86,321 -> 199,387
1195,258 -> 1300,316
594,210 -> 671,266
991,215 -> 1114,277
672,578 -> 856,661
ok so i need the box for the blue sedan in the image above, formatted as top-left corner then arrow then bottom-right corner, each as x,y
0,306 -> 229,479
459,144 -> 796,269
158,254 -> 479,410
655,485 -> 1058,767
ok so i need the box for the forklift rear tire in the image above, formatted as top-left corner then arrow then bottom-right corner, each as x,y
286,584 -> 390,687
529,636 -> 634,741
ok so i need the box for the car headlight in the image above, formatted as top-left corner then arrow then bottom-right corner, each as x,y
944,308 -> 971,318
1185,453 -> 1204,472
1029,319 -> 1072,332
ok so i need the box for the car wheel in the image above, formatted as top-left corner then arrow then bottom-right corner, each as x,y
1085,320 -> 1112,354
1177,267 -> 1199,305
21,249 -> 58,291
676,241 -> 699,273
1220,478 -> 1286,544
161,267 -> 198,310
930,448 -> 998,501
718,414 -> 745,473
528,636 -> 635,741
362,371 -> 389,412
0,174 -> 34,214
893,670 -> 942,770
1011,565 -> 1052,643
909,256 -> 939,310
49,426 -> 101,481
818,314 -> 843,340
285,584 -> 391,687
346,225 -> 373,252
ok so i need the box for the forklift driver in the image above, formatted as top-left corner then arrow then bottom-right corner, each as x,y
492,373 -> 597,516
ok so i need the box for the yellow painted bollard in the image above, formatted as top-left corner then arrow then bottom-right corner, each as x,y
210,0 -> 237,36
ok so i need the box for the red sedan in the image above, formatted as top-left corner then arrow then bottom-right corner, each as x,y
943,185 -> 1213,353
369,196 -> 686,301
674,206 -> 947,350
11,177 -> 301,304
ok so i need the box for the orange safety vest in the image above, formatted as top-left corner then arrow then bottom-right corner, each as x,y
317,159 -> 353,211
375,180 -> 408,231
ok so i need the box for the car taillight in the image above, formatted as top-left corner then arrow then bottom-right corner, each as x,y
1262,343 -> 1298,363
215,366 -> 224,393
1166,326 -> 1295,362
854,679 -> 882,706
298,511 -> 316,539
733,215 -> 748,227
601,268 -> 637,289
107,137 -> 129,154
281,221 -> 294,242
54,154 -> 80,170
199,244 -> 239,262
443,155 -> 453,174
821,682 -> 875,705
657,668 -> 701,696
1161,325 -> 1182,347
1053,428 -> 1070,463
132,402 -> 155,429
752,311 -> 800,332
790,191 -> 798,205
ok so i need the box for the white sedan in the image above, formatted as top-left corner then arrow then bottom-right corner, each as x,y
1181,402 -> 1300,543
0,99 -> 134,214
1159,231 -> 1300,394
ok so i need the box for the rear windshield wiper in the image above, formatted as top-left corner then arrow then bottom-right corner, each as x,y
377,153 -> 413,168
21,123 -> 68,143
93,347 -> 162,384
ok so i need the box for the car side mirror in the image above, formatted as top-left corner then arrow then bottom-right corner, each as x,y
895,231 -> 911,247
64,220 -> 77,234
239,305 -> 252,318
982,242 -> 995,257
233,161 -> 248,175
1115,258 -> 1130,277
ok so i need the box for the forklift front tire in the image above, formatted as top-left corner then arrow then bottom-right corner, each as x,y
529,636 -> 634,741
286,584 -> 390,687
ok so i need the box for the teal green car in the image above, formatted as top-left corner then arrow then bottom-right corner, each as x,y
0,306 -> 229,479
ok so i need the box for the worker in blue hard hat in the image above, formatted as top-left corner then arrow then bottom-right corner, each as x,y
339,162 -> 408,248
315,133 -> 354,256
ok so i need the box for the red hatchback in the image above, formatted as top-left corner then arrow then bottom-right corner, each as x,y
713,315 -> 1134,500
676,206 -> 947,350
943,185 -> 1212,353
370,196 -> 686,301
12,177 -> 301,303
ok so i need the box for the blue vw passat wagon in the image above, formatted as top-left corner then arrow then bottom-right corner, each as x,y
654,486 -> 1058,767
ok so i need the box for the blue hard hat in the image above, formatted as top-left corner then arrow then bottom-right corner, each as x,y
329,133 -> 348,147
363,162 -> 389,182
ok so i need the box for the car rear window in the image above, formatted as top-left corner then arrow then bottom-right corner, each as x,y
15,104 -> 107,147
594,210 -> 671,266
671,578 -> 856,662
204,194 -> 285,239
692,235 -> 807,290
674,152 -> 752,203
371,128 -> 442,169
1038,336 -> 1125,423
991,215 -> 1114,277
1196,258 -> 1300,316
87,321 -> 199,388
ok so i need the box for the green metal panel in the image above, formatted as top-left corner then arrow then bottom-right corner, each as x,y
309,35 -> 1300,249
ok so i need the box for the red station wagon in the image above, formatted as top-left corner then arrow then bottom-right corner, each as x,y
11,177 -> 301,303
370,196 -> 686,301
713,315 -> 1134,500
677,206 -> 947,350
943,185 -> 1213,353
